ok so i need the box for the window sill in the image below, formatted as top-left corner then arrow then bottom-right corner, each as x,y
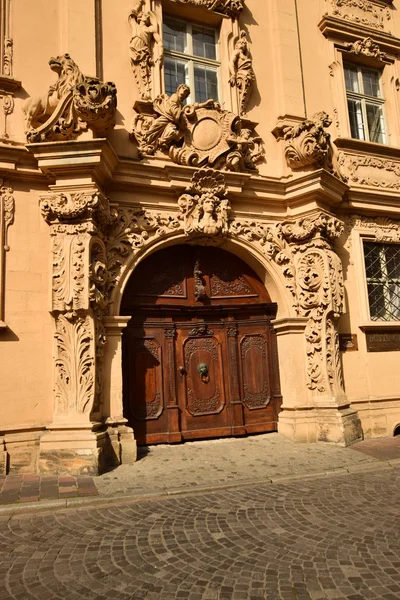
0,75 -> 21,95
334,137 -> 400,160
359,322 -> 400,332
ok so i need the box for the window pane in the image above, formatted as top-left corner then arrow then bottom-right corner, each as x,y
347,99 -> 365,140
163,19 -> 186,53
364,243 -> 382,279
344,66 -> 359,93
364,242 -> 400,321
164,58 -> 187,97
362,70 -> 380,98
366,103 -> 385,144
367,283 -> 386,320
194,65 -> 218,102
385,246 -> 400,280
192,27 -> 216,60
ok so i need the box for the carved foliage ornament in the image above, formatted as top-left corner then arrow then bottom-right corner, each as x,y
131,85 -> 263,172
23,54 -> 117,143
0,180 -> 15,323
173,0 -> 244,18
283,112 -> 333,170
40,191 -> 111,231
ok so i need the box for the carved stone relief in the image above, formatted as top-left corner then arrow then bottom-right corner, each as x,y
343,37 -> 388,62
327,0 -> 391,31
344,214 -> 400,257
128,0 -> 163,101
178,169 -> 230,236
0,180 -> 15,324
282,112 -> 333,171
131,85 -> 264,171
172,0 -> 244,18
229,31 -> 255,116
337,152 -> 400,189
23,54 -> 117,142
40,189 -> 112,421
106,173 -> 345,397
3,37 -> 12,77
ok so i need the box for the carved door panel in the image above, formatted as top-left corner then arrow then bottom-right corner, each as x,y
238,319 -> 281,434
176,326 -> 231,440
123,325 -> 170,445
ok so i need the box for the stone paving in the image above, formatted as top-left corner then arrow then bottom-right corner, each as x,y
95,433 -> 394,499
0,467 -> 399,599
0,475 -> 98,505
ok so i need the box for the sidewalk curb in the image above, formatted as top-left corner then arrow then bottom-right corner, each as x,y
0,460 -> 398,519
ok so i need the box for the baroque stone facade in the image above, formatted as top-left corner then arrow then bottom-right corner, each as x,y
1,0 -> 399,475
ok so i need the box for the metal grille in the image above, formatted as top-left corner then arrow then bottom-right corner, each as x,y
364,242 -> 400,321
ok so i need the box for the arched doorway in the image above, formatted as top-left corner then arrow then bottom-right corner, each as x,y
121,245 -> 282,445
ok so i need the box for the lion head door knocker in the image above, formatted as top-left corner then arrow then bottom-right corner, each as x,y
197,363 -> 210,383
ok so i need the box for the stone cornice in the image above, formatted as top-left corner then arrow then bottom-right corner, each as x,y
0,75 -> 21,95
318,15 -> 400,56
26,139 -> 118,186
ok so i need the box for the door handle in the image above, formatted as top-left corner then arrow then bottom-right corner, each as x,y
178,366 -> 186,375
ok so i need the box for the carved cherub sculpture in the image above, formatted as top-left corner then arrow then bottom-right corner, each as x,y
229,31 -> 255,116
129,0 -> 163,101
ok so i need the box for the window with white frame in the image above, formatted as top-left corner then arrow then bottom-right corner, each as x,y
363,242 -> 400,321
162,17 -> 220,103
344,63 -> 387,144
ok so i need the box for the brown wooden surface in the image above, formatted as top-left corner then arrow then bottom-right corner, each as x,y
121,245 -> 282,445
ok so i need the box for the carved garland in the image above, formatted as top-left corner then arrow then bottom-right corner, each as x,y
0,180 -> 15,324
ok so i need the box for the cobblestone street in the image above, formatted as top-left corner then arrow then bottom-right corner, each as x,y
0,467 -> 399,600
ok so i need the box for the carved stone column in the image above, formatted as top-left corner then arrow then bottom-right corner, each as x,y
103,317 -> 137,465
38,189 -> 112,474
276,213 -> 362,445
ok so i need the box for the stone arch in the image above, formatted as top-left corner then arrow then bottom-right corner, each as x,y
110,231 -> 294,320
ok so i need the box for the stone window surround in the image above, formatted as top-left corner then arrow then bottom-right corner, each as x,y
351,226 -> 400,331
163,15 -> 221,104
330,45 -> 400,149
151,0 -> 242,114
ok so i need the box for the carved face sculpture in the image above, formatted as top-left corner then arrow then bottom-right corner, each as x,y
177,85 -> 190,102
202,196 -> 215,215
140,12 -> 151,26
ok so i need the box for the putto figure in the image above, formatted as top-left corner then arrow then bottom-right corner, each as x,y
129,0 -> 163,101
229,31 -> 255,116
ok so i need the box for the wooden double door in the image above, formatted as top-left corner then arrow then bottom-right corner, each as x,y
121,246 -> 282,445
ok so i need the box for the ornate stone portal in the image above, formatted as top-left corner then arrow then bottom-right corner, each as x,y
131,85 -> 263,171
23,54 -> 117,143
104,169 -> 361,445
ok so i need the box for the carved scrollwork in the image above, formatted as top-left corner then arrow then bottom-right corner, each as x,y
23,54 -> 117,142
174,0 -> 244,18
337,152 -> 400,190
131,85 -> 264,172
344,37 -> 388,62
329,0 -> 391,31
40,191 -> 111,232
282,112 -> 333,171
